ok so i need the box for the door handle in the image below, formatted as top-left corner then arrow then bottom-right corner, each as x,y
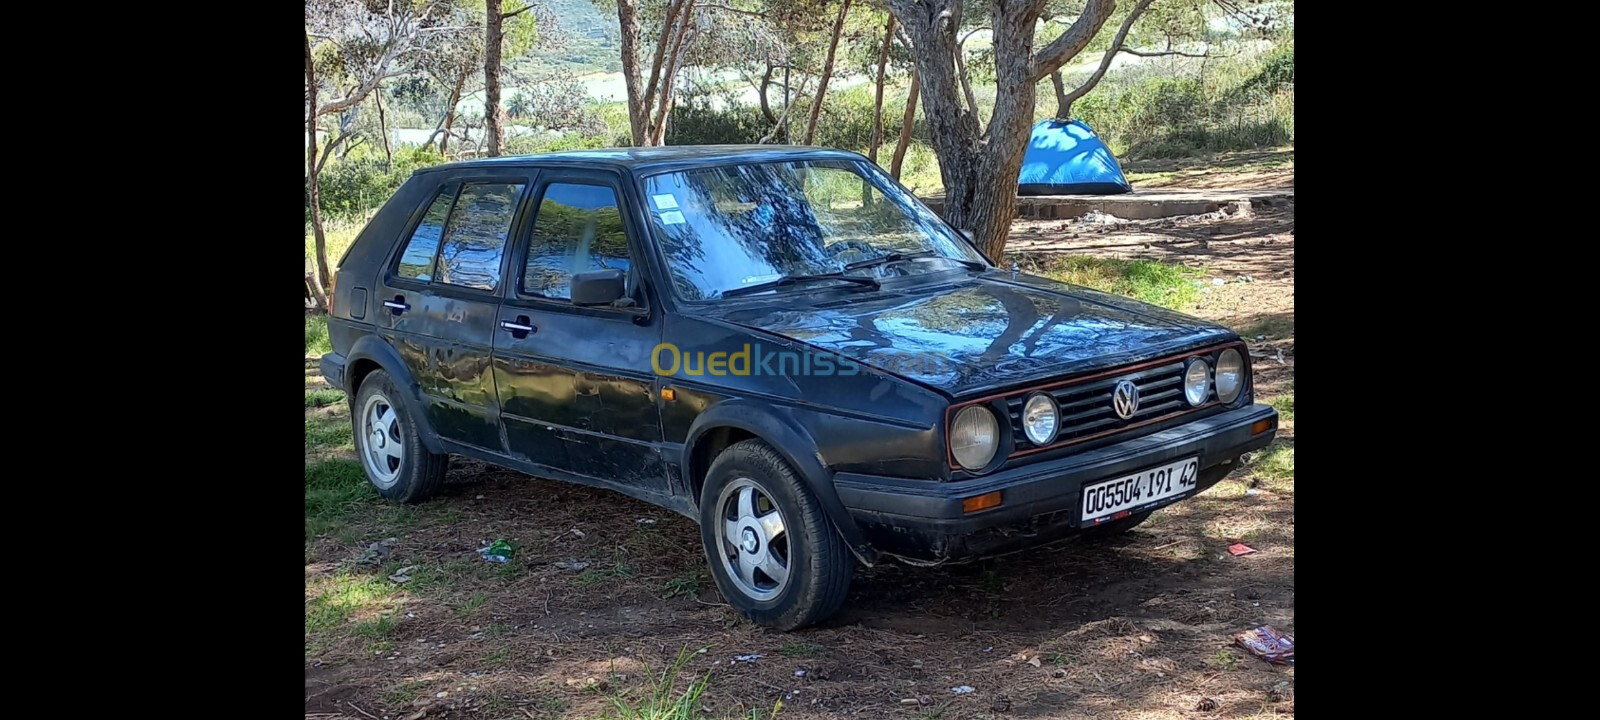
501,315 -> 535,339
384,295 -> 410,315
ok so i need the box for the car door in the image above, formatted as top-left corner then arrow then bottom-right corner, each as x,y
376,171 -> 531,452
492,169 -> 671,496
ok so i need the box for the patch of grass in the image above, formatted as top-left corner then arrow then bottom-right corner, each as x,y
660,570 -> 701,600
577,559 -> 636,588
354,613 -> 399,640
384,680 -> 429,706
1240,314 -> 1294,340
454,594 -> 489,620
305,571 -> 398,640
778,641 -> 824,658
607,646 -> 714,720
1215,649 -> 1239,671
1266,386 -> 1294,424
1027,255 -> 1202,311
306,388 -> 346,409
305,459 -> 376,541
483,646 -> 512,667
1249,441 -> 1293,482
305,412 -> 354,451
306,314 -> 332,356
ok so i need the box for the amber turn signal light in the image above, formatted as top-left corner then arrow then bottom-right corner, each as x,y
962,491 -> 1003,513
660,387 -> 677,402
1251,418 -> 1274,436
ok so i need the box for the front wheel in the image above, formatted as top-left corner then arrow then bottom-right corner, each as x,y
700,440 -> 853,631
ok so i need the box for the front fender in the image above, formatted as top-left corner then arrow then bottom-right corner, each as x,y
685,400 -> 879,566
347,335 -> 446,454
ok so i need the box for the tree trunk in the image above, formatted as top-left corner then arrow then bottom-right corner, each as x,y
484,0 -> 506,157
868,17 -> 896,164
886,0 -> 1115,260
1050,70 -> 1070,119
758,62 -> 777,126
617,0 -> 648,145
650,13 -> 696,145
802,0 -> 851,145
889,71 -> 919,180
375,80 -> 392,168
305,29 -> 331,295
440,66 -> 469,155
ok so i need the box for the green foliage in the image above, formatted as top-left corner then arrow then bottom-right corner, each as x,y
607,646 -> 717,720
1069,43 -> 1295,159
305,314 -> 332,356
1027,255 -> 1202,311
314,145 -> 447,224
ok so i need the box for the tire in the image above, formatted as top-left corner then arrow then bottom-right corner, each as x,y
352,370 -> 448,503
699,439 -> 853,631
1080,510 -> 1154,539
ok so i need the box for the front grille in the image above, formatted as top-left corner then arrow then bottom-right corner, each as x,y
1004,359 -> 1209,451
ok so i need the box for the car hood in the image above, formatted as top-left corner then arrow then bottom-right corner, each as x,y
709,273 -> 1234,397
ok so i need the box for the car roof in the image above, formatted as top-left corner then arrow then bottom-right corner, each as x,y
414,145 -> 867,176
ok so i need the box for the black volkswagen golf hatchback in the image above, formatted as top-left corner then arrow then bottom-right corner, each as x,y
320,146 -> 1278,630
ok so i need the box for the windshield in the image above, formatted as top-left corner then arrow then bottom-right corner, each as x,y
642,159 -> 985,300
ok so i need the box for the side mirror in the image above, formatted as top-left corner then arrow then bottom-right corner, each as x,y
570,268 -> 626,306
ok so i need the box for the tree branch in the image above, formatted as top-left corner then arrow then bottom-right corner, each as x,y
502,4 -> 535,19
1028,0 -> 1116,82
1058,0 -> 1155,112
1121,47 -> 1213,58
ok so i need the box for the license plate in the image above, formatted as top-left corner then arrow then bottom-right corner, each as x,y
1080,456 -> 1200,525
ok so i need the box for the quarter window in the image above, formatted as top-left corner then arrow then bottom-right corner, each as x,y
436,182 -> 525,291
395,184 -> 458,281
523,183 -> 633,300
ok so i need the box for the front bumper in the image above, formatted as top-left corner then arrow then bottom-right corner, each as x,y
834,402 -> 1278,563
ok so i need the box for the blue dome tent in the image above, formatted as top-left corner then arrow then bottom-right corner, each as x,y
1018,119 -> 1132,195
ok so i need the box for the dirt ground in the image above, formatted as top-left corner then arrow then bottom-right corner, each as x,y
306,172 -> 1295,720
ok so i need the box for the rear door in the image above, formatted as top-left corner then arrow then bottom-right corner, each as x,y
492,169 -> 670,495
375,171 -> 531,451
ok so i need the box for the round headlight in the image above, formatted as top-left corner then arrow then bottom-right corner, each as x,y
950,405 -> 1000,470
1184,358 -> 1212,406
1215,348 -> 1244,403
1022,393 -> 1060,446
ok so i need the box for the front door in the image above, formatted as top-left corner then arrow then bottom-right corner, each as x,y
375,173 -> 530,451
492,171 -> 670,496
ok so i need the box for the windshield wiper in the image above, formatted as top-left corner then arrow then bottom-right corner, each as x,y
721,272 -> 881,298
844,250 -> 985,272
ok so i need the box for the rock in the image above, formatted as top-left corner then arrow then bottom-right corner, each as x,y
554,561 -> 589,572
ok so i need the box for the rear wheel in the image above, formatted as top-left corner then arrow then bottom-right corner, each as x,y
699,439 -> 853,631
353,370 -> 448,503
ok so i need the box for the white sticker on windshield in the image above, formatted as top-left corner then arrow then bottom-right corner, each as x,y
660,210 -> 685,225
652,194 -> 679,210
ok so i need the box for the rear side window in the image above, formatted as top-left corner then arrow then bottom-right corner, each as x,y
395,184 -> 458,281
436,182 -> 525,291
523,183 -> 632,300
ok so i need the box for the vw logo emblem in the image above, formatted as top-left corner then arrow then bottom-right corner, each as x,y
1111,379 -> 1140,419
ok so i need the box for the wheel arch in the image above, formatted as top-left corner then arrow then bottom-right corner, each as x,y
346,335 -> 446,454
684,400 -> 878,566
